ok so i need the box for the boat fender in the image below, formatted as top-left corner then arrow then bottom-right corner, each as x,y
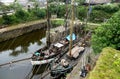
35,52 -> 40,56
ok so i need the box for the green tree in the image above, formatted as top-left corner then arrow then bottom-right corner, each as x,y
2,14 -> 18,25
35,9 -> 46,19
77,6 -> 87,20
30,8 -> 46,19
15,9 -> 30,22
93,4 -> 119,14
56,5 -> 66,18
92,11 -> 120,53
90,10 -> 111,23
49,4 -> 65,18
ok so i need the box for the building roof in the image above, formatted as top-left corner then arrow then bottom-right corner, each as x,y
0,2 -> 3,5
85,0 -> 111,4
113,0 -> 120,2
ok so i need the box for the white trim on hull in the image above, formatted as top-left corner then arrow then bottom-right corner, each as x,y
31,58 -> 54,65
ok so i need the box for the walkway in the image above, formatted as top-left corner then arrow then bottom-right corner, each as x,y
0,19 -> 46,33
66,47 -> 92,79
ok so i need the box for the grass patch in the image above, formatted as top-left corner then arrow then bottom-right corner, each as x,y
51,19 -> 64,28
88,47 -> 120,79
86,23 -> 100,31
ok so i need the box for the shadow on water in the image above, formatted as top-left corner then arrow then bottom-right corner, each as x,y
0,29 -> 46,56
25,64 -> 50,79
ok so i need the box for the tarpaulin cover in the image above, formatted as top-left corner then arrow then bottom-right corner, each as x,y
66,33 -> 76,41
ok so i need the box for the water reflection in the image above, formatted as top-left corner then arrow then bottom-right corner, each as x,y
25,64 -> 50,79
0,29 -> 46,56
0,29 -> 46,65
0,28 -> 50,79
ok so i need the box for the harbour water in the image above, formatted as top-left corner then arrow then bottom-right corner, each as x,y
0,29 -> 48,79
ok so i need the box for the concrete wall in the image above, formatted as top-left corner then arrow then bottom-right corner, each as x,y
0,22 -> 46,42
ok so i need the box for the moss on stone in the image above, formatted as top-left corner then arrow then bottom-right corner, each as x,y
88,47 -> 120,79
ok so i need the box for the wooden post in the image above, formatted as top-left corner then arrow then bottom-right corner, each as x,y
64,0 -> 69,35
69,0 -> 75,56
84,0 -> 90,42
46,0 -> 51,47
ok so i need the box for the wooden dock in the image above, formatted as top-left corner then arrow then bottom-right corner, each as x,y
66,47 -> 92,79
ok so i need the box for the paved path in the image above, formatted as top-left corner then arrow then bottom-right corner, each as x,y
0,19 -> 46,33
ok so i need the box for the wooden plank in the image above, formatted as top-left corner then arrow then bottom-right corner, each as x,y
0,57 -> 31,67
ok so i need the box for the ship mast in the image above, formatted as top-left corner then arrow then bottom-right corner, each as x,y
64,0 -> 69,35
69,0 -> 75,56
46,0 -> 51,47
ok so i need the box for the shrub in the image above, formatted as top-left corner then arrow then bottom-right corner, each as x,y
15,9 -> 30,22
93,4 -> 119,14
92,11 -> 120,53
77,6 -> 87,20
49,4 -> 66,18
35,9 -> 46,19
51,20 -> 64,28
2,14 -> 18,25
90,10 -> 111,23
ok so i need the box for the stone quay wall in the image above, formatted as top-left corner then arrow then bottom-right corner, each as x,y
0,21 -> 46,42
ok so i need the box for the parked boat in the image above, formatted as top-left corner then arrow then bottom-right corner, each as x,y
50,43 -> 85,78
50,59 -> 73,79
50,1 -> 85,76
31,33 -> 77,65
31,42 -> 65,65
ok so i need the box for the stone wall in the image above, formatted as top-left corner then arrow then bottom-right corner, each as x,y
0,22 -> 46,42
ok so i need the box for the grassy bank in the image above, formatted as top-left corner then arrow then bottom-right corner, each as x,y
88,47 -> 120,79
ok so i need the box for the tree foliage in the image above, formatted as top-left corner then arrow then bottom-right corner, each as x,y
93,4 -> 119,14
90,10 -> 111,23
77,6 -> 87,20
1,2 -> 120,26
15,9 -> 30,22
0,7 -> 46,26
49,4 -> 65,18
77,4 -> 120,23
92,11 -> 120,53
30,8 -> 46,19
2,14 -> 18,24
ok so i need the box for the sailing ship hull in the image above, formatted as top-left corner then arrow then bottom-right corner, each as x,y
31,58 -> 54,65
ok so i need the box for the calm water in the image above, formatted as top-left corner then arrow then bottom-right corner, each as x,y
0,29 -> 49,79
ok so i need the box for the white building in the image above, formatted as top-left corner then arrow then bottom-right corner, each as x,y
85,0 -> 111,4
0,0 -> 14,5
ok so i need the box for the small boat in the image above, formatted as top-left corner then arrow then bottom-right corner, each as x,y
50,43 -> 85,78
31,33 -> 77,65
31,42 -> 65,65
50,59 -> 73,79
